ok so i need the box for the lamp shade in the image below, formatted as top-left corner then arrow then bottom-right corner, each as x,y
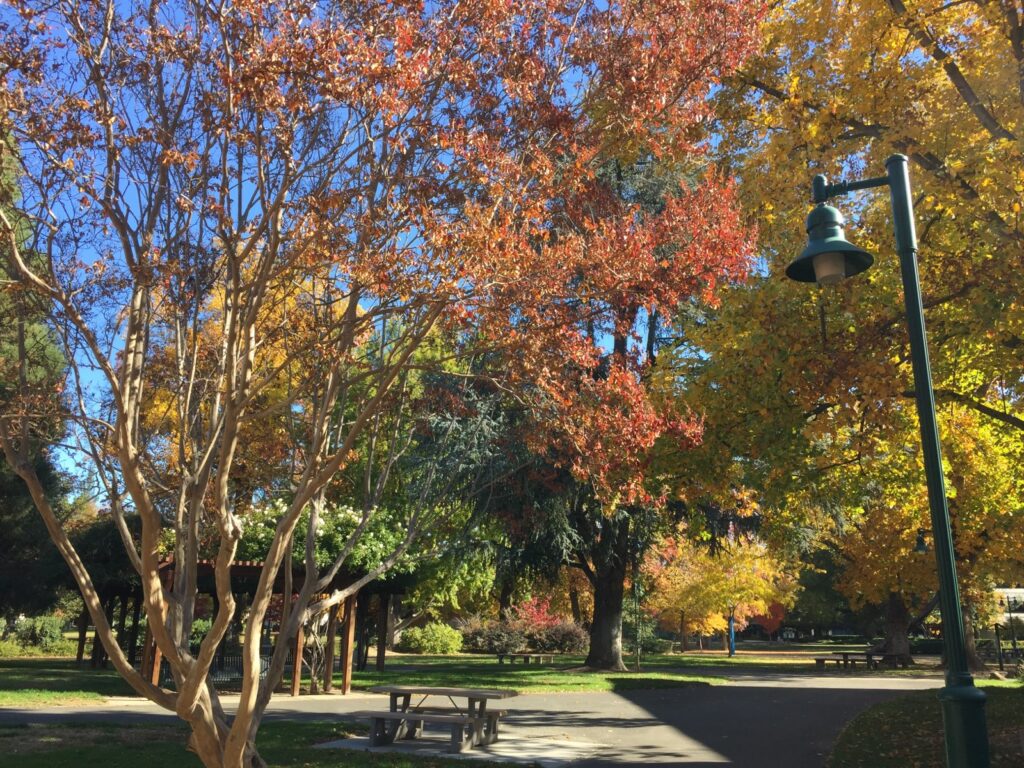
786,204 -> 874,285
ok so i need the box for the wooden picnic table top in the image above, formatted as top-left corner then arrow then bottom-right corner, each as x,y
369,684 -> 518,700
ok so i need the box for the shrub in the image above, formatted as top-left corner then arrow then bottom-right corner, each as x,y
15,615 -> 65,651
459,621 -> 526,654
484,623 -> 527,654
190,617 -> 213,646
0,638 -> 43,657
399,622 -> 463,655
458,617 -> 490,653
532,622 -> 588,653
909,637 -> 945,655
510,597 -> 562,630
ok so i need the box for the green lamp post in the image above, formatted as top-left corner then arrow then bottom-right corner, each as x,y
786,154 -> 990,767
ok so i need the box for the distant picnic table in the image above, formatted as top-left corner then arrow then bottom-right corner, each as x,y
495,652 -> 558,664
811,649 -> 910,671
361,684 -> 518,753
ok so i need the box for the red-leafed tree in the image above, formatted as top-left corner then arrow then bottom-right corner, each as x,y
0,0 -> 760,764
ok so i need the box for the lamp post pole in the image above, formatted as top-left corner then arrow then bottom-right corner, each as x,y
1010,599 -> 1019,652
791,155 -> 990,767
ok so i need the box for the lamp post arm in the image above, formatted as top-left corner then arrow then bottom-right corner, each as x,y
812,174 -> 889,204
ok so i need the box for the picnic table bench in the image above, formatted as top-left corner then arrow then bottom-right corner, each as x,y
869,652 -> 910,669
495,652 -> 557,665
812,650 -> 912,671
363,685 -> 517,753
812,651 -> 878,671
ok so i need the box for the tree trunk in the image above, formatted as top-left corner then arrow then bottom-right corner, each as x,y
871,592 -> 913,664
581,507 -> 630,671
127,592 -> 143,666
76,605 -> 89,665
585,567 -> 627,670
678,611 -> 687,652
355,595 -> 370,672
324,607 -> 338,694
961,606 -> 987,672
185,719 -> 267,768
569,584 -> 583,626
497,573 -> 515,620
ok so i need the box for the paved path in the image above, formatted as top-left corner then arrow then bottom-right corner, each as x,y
0,673 -> 943,767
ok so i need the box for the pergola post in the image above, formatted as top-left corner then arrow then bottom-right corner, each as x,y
127,592 -> 142,666
324,605 -> 339,693
376,593 -> 390,671
117,594 -> 128,653
147,566 -> 172,687
340,594 -> 356,695
290,622 -> 304,697
149,628 -> 163,686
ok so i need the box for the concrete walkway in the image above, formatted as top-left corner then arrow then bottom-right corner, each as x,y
0,673 -> 944,767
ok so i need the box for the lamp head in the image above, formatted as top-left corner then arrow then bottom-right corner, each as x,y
914,529 -> 928,555
786,204 -> 874,285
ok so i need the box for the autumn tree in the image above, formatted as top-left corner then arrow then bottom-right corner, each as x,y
668,0 -> 1024,668
0,1 -> 762,765
646,526 -> 794,654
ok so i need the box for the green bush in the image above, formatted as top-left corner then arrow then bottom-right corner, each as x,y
0,636 -> 76,658
399,622 -> 464,654
15,615 -> 66,650
531,622 -> 588,653
477,623 -> 527,654
190,617 -> 213,646
0,638 -> 43,657
909,637 -> 945,655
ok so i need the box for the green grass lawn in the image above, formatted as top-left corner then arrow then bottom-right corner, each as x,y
2,647 -> 943,708
346,654 -> 725,693
0,659 -> 135,707
827,681 -> 1024,767
0,720 -> 485,768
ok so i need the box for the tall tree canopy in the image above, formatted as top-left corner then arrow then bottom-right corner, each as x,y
0,1 -> 761,765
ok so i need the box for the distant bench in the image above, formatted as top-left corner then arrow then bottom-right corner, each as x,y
813,652 -> 875,671
812,651 -> 911,671
495,652 -> 557,665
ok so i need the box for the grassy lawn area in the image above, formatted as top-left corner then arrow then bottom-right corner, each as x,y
827,681 -> 1024,768
2,647 -> 944,708
0,720 -> 483,768
0,659 -> 135,708
347,653 -> 725,693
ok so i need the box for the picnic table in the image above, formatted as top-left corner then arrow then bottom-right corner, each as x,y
811,649 -> 911,671
496,652 -> 557,664
362,684 -> 518,753
812,650 -> 877,671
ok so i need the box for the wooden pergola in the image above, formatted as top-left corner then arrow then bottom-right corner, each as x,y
137,558 -> 361,696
